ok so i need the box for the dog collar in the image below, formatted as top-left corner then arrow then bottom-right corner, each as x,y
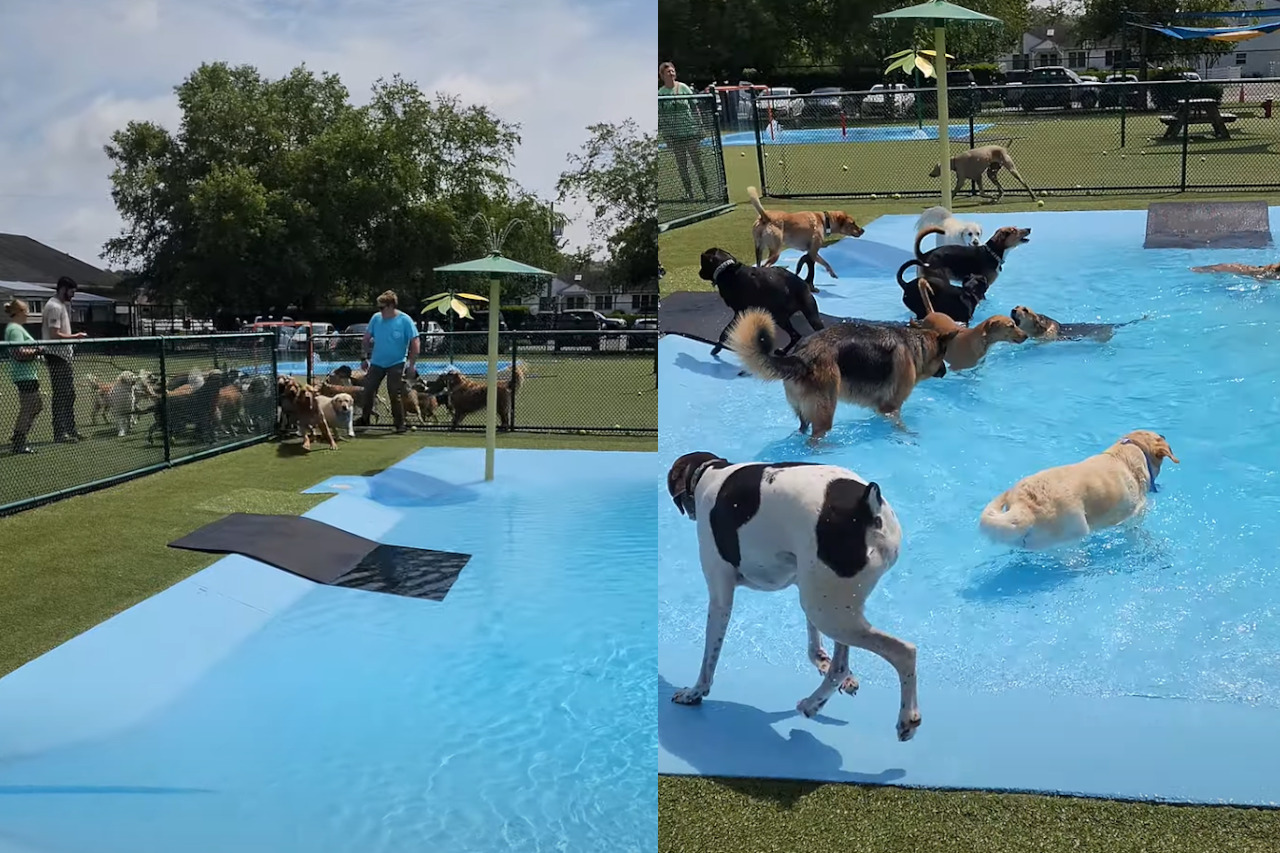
1121,439 -> 1159,492
823,212 -> 832,236
982,244 -> 1003,271
711,259 -> 735,283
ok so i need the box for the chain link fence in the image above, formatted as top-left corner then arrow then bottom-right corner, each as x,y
0,333 -> 277,515
658,92 -> 732,229
740,79 -> 1280,199
308,330 -> 657,435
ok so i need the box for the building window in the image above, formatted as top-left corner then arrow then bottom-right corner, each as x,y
594,294 -> 614,312
1105,49 -> 1133,68
26,299 -> 42,314
1036,53 -> 1059,67
1067,51 -> 1087,69
565,295 -> 587,310
1237,52 -> 1247,66
632,293 -> 658,312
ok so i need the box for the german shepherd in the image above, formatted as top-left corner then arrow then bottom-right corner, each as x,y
729,308 -> 956,439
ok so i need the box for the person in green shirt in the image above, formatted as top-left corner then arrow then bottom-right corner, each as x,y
659,61 -> 710,199
3,299 -> 46,454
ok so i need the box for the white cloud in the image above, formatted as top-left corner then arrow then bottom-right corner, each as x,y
0,0 -> 653,269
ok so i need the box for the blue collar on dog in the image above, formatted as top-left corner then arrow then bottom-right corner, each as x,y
1121,438 -> 1159,492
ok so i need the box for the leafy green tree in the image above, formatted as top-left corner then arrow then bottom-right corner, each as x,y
104,62 -> 561,315
1080,0 -> 1238,74
556,120 -> 658,294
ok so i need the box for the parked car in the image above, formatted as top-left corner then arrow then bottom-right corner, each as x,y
1022,66 -> 1098,111
861,83 -> 915,117
1098,73 -> 1147,110
291,321 -> 337,354
550,309 -> 605,351
596,311 -> 627,330
419,319 -> 445,353
1002,69 -> 1031,107
808,86 -> 856,118
757,87 -> 805,121
632,317 -> 658,331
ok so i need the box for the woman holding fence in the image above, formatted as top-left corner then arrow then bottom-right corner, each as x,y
659,61 -> 710,200
3,299 -> 45,455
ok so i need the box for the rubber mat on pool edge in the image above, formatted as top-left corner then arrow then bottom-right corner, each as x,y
1144,200 -> 1272,249
659,291 -> 856,347
169,513 -> 471,602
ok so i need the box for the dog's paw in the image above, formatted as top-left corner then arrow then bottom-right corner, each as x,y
839,675 -> 859,695
796,696 -> 828,718
810,647 -> 831,672
671,687 -> 707,706
897,709 -> 922,742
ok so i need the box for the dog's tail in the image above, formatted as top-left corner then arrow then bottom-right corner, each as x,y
913,206 -> 949,235
916,277 -> 936,315
914,225 -> 944,259
977,491 -> 1038,546
501,362 -> 524,395
746,186 -> 771,222
727,309 -> 809,382
896,259 -> 924,289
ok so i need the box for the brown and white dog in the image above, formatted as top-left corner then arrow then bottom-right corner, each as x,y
910,278 -> 1026,370
729,308 -> 955,437
423,365 -> 523,430
747,186 -> 864,290
87,371 -> 145,437
1009,305 -> 1141,344
979,430 -> 1180,550
666,451 -> 921,740
317,392 -> 355,440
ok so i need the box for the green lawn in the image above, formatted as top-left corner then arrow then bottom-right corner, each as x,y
0,430 -> 652,679
659,148 -> 1280,848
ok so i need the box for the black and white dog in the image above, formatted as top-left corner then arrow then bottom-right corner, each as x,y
666,452 -> 922,741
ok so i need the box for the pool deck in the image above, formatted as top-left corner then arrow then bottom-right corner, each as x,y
658,208 -> 1280,807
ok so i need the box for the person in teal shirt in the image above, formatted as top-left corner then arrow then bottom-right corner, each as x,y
3,299 -> 46,454
659,61 -> 710,200
356,289 -> 420,434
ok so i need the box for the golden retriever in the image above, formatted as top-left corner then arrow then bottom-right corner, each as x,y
747,186 -> 864,289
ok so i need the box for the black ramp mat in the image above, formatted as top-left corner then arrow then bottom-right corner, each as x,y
169,513 -> 471,601
659,291 -> 851,347
1144,200 -> 1272,249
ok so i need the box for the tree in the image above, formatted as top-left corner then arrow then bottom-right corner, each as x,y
1080,0 -> 1238,75
104,62 -> 563,314
556,120 -> 658,293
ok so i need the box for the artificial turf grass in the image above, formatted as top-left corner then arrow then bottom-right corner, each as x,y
658,776 -> 1280,853
0,430 -> 653,678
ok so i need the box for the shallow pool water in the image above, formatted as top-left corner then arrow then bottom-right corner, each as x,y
719,123 -> 995,146
659,209 -> 1280,708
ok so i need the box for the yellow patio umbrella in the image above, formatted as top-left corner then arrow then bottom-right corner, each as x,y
875,0 -> 1003,209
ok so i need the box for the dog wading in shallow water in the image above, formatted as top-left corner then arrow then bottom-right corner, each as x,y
667,452 -> 922,740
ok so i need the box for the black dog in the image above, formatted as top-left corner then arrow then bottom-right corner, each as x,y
699,247 -> 824,358
899,274 -> 990,324
896,224 -> 1031,295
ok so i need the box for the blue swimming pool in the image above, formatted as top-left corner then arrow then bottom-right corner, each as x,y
719,123 -> 995,146
0,448 -> 657,852
658,208 -> 1280,804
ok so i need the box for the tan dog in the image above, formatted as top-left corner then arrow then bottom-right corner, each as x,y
278,378 -> 336,449
729,307 -> 955,437
214,384 -> 245,435
1190,262 -> 1280,279
929,145 -> 1036,201
747,186 -> 864,289
320,380 -> 383,424
979,430 -> 1180,551
423,365 -> 523,430
402,383 -> 442,425
910,279 -> 1026,370
1009,305 -> 1129,344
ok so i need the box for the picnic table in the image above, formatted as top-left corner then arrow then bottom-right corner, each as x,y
1159,98 -> 1237,140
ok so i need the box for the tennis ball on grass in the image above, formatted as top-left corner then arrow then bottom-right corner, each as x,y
1037,199 -> 1045,207
892,193 -> 901,199
1201,156 -> 1207,162
1101,150 -> 1108,156
841,165 -> 848,171
740,151 -> 746,157
870,193 -> 878,199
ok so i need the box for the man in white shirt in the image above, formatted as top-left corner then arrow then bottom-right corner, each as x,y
42,276 -> 88,443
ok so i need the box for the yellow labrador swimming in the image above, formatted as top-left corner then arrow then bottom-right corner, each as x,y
978,430 -> 1180,550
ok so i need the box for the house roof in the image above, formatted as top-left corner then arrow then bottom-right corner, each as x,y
0,234 -> 120,291
0,280 -> 116,304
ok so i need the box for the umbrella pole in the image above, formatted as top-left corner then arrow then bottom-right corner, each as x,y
935,23 -> 952,210
485,277 -> 499,481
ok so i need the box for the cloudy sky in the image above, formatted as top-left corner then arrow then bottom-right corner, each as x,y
0,0 -> 653,269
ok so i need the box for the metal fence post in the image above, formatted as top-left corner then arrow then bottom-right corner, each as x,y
271,335 -> 279,437
510,332 -> 518,430
751,88 -> 767,195
158,338 -> 172,464
708,93 -> 729,208
1180,81 -> 1191,192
